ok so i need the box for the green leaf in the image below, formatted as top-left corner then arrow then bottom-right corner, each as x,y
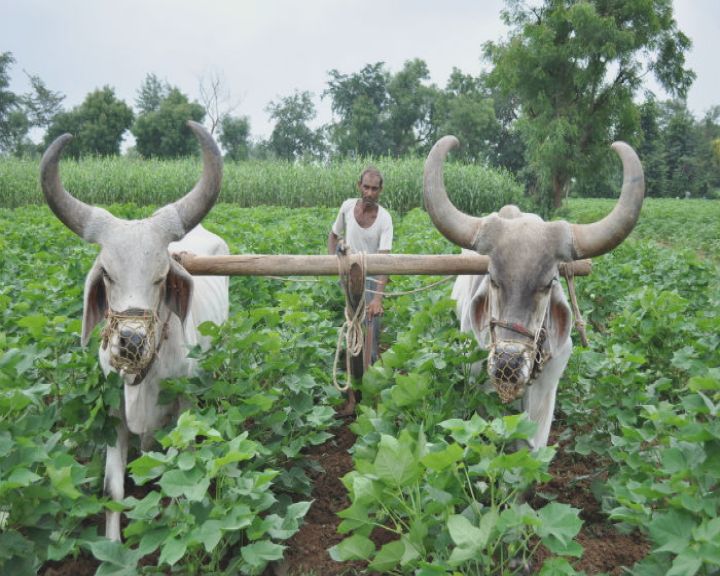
88,539 -> 141,567
46,465 -> 81,500
538,557 -> 580,575
368,540 -> 404,572
666,549 -> 703,576
447,514 -> 489,550
159,535 -> 187,566
421,443 -> 464,472
138,527 -> 170,556
649,510 -> 696,554
329,534 -> 375,562
158,468 -> 209,501
390,372 -> 430,406
241,540 -> 286,568
537,503 -> 582,547
373,434 -> 421,487
125,491 -> 162,521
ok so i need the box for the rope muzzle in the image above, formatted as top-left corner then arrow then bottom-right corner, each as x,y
101,308 -> 164,381
486,286 -> 552,403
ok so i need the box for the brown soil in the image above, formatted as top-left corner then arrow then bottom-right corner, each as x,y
41,420 -> 650,576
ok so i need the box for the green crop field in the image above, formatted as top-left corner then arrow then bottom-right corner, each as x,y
1,195 -> 719,575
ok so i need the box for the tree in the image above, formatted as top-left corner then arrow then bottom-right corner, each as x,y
43,86 -> 132,157
0,51 -> 65,156
218,114 -> 251,161
386,59 -> 437,156
266,90 -> 323,161
199,71 -> 240,135
132,87 -> 205,158
135,73 -> 170,115
484,0 -> 695,208
325,62 -> 392,157
661,100 -> 704,197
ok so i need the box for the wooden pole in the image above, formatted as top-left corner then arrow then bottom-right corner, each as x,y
175,251 -> 592,383
177,253 -> 592,278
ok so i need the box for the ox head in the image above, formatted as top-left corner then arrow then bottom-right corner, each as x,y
40,121 -> 222,375
425,136 -> 644,401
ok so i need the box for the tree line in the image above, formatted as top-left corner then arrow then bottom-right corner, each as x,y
2,0 -> 719,207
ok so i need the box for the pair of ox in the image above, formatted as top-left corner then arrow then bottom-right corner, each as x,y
425,136 -> 644,450
42,126 -> 643,541
40,122 -> 229,541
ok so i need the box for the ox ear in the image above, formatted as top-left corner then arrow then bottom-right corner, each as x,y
468,277 -> 491,348
547,283 -> 572,351
165,259 -> 194,324
82,259 -> 107,347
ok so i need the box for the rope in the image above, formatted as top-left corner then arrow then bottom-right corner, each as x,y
332,246 -> 367,392
564,269 -> 589,347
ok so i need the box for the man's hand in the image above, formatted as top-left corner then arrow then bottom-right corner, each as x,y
367,296 -> 384,318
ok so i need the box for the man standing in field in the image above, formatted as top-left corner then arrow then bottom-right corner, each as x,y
328,166 -> 393,370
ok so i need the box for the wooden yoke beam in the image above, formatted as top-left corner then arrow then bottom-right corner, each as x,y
177,253 -> 592,278
176,252 -> 591,383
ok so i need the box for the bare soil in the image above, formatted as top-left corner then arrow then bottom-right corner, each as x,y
41,418 -> 650,576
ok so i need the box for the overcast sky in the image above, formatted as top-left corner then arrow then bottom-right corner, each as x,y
3,0 -> 719,144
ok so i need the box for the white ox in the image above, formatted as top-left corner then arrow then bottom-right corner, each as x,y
40,122 -> 229,541
424,136 -> 644,450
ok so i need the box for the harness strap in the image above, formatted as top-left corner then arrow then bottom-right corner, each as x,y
130,309 -> 172,386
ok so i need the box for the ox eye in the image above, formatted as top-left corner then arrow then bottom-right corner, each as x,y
153,277 -> 165,286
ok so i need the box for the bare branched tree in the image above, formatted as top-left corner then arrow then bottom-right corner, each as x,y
198,71 -> 241,134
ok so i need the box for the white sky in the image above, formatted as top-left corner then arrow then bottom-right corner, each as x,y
3,0 -> 719,144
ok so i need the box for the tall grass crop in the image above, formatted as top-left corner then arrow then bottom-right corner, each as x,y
0,156 -> 525,215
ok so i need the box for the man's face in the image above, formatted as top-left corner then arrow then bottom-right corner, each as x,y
359,173 -> 382,206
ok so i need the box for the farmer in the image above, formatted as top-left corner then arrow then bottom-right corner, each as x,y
328,166 -> 393,366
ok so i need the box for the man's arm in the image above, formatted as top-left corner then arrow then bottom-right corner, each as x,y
328,230 -> 340,255
367,249 -> 389,318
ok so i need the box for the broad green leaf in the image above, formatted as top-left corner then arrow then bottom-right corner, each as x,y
538,557 -> 580,575
368,540 -> 405,572
666,549 -> 703,576
47,465 -> 81,500
159,536 -> 187,566
373,434 -> 421,486
421,443 -> 464,472
649,510 -> 696,554
537,503 -> 582,547
390,372 -> 430,406
329,534 -> 375,561
88,539 -> 141,567
241,540 -> 286,568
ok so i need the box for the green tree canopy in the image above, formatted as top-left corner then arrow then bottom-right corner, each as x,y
218,114 -> 251,161
43,86 -> 131,158
132,87 -> 205,158
325,62 -> 391,157
1,52 -> 65,156
135,73 -> 171,115
266,90 -> 323,161
484,0 -> 696,208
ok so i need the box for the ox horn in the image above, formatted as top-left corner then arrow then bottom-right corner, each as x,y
168,121 -> 223,235
570,142 -> 645,259
424,136 -> 488,249
40,133 -> 108,241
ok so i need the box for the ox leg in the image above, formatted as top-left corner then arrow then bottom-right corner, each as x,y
104,421 -> 129,541
522,343 -> 571,450
523,377 -> 559,451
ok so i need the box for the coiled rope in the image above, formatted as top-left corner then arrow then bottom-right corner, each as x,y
332,247 -> 366,392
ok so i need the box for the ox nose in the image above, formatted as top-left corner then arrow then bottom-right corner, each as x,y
119,327 -> 146,360
492,351 -> 524,384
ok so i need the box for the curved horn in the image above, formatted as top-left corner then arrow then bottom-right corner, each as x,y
169,121 -> 223,235
424,136 -> 487,250
571,142 -> 645,259
40,134 -> 100,240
